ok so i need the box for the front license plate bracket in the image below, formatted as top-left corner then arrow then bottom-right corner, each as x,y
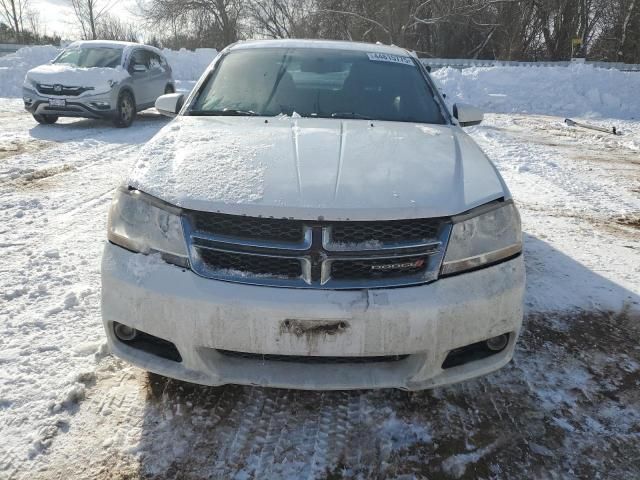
48,98 -> 66,108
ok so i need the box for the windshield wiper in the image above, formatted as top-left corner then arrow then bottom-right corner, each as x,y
190,109 -> 258,117
330,112 -> 375,120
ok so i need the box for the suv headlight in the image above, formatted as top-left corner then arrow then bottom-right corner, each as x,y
441,201 -> 522,276
24,76 -> 38,89
107,187 -> 188,265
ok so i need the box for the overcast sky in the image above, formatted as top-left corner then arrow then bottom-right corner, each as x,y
31,0 -> 139,39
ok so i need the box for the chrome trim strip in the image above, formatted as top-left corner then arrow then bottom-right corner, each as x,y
322,225 -> 443,252
190,225 -> 312,252
321,245 -> 442,261
321,267 -> 440,289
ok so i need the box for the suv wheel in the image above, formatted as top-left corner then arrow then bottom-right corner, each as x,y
33,114 -> 58,124
113,91 -> 136,128
164,84 -> 175,94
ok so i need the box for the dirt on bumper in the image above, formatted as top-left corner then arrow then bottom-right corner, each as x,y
101,243 -> 525,390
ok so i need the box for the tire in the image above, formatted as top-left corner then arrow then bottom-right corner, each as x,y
33,114 -> 58,124
113,91 -> 136,128
164,84 -> 175,94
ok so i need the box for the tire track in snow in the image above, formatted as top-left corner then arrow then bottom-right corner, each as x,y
252,389 -> 284,477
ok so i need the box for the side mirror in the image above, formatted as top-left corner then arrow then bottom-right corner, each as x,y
453,103 -> 483,127
155,93 -> 184,117
133,64 -> 147,73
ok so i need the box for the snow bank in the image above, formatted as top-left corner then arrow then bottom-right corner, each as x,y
0,45 -> 217,98
432,63 -> 640,120
3,44 -> 639,120
161,48 -> 217,81
0,45 -> 59,97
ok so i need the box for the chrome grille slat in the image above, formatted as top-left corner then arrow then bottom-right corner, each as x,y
191,226 -> 313,252
183,211 -> 451,289
37,84 -> 92,96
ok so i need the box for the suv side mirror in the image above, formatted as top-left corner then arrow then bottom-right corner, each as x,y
155,93 -> 184,117
133,64 -> 147,73
453,103 -> 483,127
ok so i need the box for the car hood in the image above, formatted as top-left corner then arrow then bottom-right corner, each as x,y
128,116 -> 507,220
26,63 -> 129,92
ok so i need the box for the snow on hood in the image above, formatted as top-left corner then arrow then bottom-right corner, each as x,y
26,63 -> 129,92
128,116 -> 507,220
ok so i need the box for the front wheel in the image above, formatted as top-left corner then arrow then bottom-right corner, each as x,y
33,114 -> 58,124
113,91 -> 136,128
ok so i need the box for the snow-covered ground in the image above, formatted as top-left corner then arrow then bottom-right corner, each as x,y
0,49 -> 639,479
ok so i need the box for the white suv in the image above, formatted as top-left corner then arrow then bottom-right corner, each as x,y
101,40 -> 524,390
23,40 -> 175,127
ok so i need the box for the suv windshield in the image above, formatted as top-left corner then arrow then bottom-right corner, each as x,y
191,48 -> 445,124
54,47 -> 123,68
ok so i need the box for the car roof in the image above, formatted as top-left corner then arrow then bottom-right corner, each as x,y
65,40 -> 164,56
228,39 -> 414,57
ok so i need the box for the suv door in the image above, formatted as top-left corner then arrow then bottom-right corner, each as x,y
146,50 -> 169,100
128,49 -> 151,106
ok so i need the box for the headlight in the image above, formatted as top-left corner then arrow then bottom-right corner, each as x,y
441,201 -> 522,276
24,76 -> 38,89
107,188 -> 188,264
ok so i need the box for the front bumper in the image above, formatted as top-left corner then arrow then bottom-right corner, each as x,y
101,242 -> 525,390
23,86 -> 116,119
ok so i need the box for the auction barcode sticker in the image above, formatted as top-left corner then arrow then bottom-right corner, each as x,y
367,52 -> 415,66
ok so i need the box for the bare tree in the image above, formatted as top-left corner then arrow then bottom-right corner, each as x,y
137,0 -> 639,62
248,0 -> 316,38
97,13 -> 140,41
70,0 -> 119,39
24,7 -> 41,38
617,0 -> 638,60
0,0 -> 29,39
139,0 -> 242,48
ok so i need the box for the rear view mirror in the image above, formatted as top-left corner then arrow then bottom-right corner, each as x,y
453,103 -> 483,127
133,64 -> 147,73
300,57 -> 343,73
155,93 -> 184,117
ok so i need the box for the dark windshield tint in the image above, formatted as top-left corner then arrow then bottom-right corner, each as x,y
54,47 -> 123,68
191,48 -> 445,124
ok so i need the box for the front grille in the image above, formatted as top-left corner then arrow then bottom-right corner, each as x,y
192,211 -> 304,242
197,248 -> 302,278
37,84 -> 93,96
331,255 -> 429,280
217,349 -> 409,364
183,210 -> 451,289
330,219 -> 441,244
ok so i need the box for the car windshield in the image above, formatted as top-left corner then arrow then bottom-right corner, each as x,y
191,47 -> 446,124
54,47 -> 123,68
